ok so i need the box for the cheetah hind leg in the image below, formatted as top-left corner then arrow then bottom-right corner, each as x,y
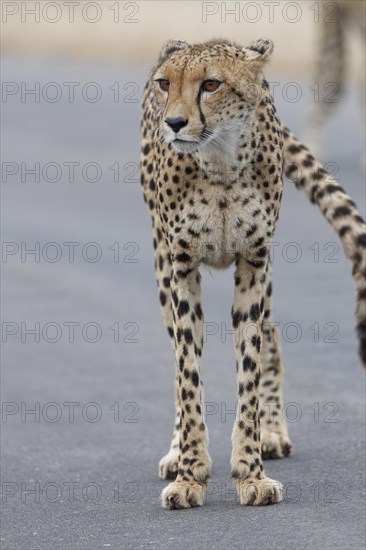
260,325 -> 292,459
259,269 -> 292,460
159,448 -> 179,480
159,380 -> 180,480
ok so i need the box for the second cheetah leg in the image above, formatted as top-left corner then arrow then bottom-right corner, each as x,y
230,258 -> 283,505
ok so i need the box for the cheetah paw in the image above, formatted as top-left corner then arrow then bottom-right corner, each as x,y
261,431 -> 292,459
161,481 -> 206,509
236,477 -> 283,505
159,450 -> 179,480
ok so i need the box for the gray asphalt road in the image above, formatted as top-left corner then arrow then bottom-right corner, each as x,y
1,57 -> 365,550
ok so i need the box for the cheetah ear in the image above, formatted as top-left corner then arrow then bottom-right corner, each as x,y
158,39 -> 189,61
242,39 -> 274,63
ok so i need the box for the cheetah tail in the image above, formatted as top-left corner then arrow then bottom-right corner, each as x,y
282,126 -> 366,368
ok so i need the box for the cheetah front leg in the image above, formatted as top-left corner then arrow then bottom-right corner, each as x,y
161,264 -> 212,509
231,258 -> 283,505
152,226 -> 180,480
260,263 -> 292,459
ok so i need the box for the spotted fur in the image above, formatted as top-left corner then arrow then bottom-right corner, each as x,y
140,38 -> 366,509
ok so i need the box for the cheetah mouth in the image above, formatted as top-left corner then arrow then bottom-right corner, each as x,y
171,139 -> 200,153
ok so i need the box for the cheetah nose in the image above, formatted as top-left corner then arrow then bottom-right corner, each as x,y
165,116 -> 188,133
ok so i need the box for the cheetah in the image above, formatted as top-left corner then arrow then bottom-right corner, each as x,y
140,38 -> 366,509
307,0 -> 365,157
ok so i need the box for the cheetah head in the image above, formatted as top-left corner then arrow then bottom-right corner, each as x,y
152,38 -> 273,159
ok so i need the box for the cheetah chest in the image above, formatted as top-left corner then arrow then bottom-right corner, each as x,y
169,185 -> 268,269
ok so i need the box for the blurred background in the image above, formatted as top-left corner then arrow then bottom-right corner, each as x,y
1,0 -> 364,75
1,2 -> 365,549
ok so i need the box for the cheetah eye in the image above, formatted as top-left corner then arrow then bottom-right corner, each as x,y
157,79 -> 170,92
201,80 -> 221,93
